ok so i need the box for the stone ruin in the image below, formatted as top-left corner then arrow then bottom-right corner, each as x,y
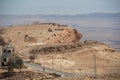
45,27 -> 83,44
24,34 -> 37,42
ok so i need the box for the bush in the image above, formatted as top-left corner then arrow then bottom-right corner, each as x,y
0,36 -> 5,46
50,73 -> 61,77
29,55 -> 35,63
0,28 -> 6,34
14,56 -> 23,71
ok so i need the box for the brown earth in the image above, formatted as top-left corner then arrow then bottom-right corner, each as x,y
0,70 -> 60,80
0,24 -> 120,80
45,27 -> 82,43
30,40 -> 120,74
0,24 -> 82,58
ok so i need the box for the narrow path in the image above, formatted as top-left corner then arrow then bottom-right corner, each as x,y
24,61 -> 77,77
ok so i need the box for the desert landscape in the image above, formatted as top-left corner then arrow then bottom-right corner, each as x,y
0,23 -> 120,80
0,0 -> 120,79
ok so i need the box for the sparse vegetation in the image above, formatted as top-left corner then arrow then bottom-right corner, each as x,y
18,32 -> 21,34
0,24 -> 120,80
0,28 -> 6,34
0,36 -> 5,46
14,56 -> 23,72
7,61 -> 14,72
0,71 -> 58,80
48,28 -> 53,32
50,73 -> 61,77
0,56 -> 23,73
29,53 -> 36,63
0,28 -> 6,46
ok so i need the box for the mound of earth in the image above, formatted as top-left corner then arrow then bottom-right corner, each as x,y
29,40 -> 120,76
45,27 -> 83,44
0,24 -> 82,58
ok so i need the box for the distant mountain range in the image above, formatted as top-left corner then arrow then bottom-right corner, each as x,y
0,13 -> 120,27
0,13 -> 120,51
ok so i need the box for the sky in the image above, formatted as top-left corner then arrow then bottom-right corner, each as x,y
0,0 -> 120,15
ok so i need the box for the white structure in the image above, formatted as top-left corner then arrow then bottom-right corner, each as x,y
0,42 -> 14,66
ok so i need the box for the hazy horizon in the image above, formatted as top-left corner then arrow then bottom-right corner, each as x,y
0,0 -> 120,15
0,12 -> 120,16
0,0 -> 120,51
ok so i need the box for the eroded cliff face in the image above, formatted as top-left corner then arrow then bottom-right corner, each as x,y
30,40 -> 115,52
45,27 -> 83,44
30,40 -> 120,75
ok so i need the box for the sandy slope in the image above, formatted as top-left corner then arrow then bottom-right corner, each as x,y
0,24 -> 120,80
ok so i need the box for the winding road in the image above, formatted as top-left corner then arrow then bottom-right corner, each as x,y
24,61 -> 77,77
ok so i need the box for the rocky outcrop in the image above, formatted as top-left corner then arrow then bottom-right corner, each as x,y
45,27 -> 83,44
30,40 -> 104,54
24,34 -> 37,43
0,71 -> 59,80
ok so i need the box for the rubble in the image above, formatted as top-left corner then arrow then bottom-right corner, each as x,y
45,27 -> 83,43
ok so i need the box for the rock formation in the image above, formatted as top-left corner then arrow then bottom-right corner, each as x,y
30,40 -> 103,54
24,34 -> 37,43
45,27 -> 83,44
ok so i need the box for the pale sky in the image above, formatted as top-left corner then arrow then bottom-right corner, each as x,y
0,0 -> 120,15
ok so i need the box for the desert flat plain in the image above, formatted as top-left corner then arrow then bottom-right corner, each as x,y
0,23 -> 120,80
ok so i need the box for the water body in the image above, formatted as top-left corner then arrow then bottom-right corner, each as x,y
73,26 -> 120,51
0,14 -> 120,51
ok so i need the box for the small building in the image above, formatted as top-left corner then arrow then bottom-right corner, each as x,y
0,42 -> 14,67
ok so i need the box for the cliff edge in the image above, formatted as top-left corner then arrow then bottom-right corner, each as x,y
45,27 -> 83,44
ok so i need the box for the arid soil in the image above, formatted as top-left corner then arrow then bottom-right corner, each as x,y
31,40 -> 120,74
0,24 -> 120,80
0,70 -> 60,80
0,24 -> 82,57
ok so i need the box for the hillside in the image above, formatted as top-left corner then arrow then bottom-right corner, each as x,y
0,24 -> 120,80
30,40 -> 120,74
0,23 -> 82,57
